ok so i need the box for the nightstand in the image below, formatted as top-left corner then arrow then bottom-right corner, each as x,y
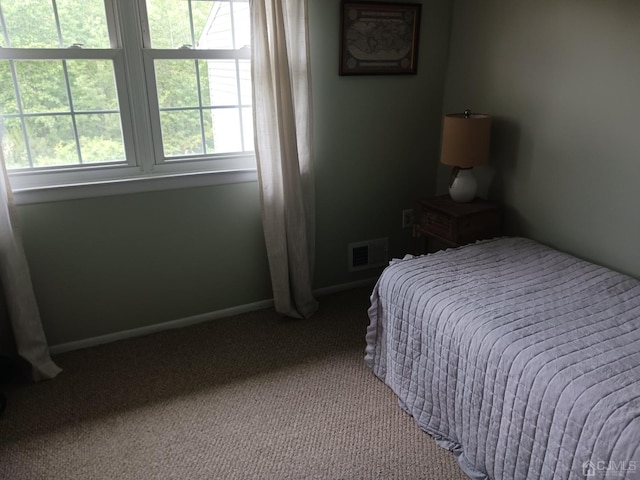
418,195 -> 501,248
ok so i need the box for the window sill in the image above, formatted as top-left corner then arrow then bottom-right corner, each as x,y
12,168 -> 258,205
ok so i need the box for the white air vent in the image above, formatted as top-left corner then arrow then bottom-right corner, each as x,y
348,238 -> 388,272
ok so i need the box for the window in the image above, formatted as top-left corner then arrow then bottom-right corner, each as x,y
0,0 -> 255,198
145,0 -> 253,159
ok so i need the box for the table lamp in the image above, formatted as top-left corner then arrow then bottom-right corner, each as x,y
439,110 -> 491,202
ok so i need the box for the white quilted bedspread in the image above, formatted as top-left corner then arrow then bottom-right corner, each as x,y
365,237 -> 640,480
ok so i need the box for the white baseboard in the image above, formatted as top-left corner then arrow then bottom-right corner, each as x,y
49,298 -> 274,355
49,277 -> 378,355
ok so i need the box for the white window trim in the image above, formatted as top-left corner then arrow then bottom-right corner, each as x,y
3,0 -> 257,205
11,168 -> 258,205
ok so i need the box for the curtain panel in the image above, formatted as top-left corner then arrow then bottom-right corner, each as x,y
251,0 -> 318,319
0,148 -> 60,381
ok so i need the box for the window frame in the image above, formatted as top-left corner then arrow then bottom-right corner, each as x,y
1,0 -> 256,204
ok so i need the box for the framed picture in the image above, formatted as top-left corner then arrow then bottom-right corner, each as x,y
339,1 -> 421,75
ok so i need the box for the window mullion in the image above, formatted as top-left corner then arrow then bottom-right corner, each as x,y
235,61 -> 247,152
7,60 -> 34,168
103,0 -> 122,49
229,0 -> 237,49
187,1 -> 206,155
115,0 -> 157,172
188,0 -> 196,47
60,60 -> 84,164
51,0 -> 83,165
50,0 -> 65,47
194,61 -> 207,155
0,4 -> 10,47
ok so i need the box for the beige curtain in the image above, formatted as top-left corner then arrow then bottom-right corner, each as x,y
0,147 -> 61,381
251,0 -> 318,318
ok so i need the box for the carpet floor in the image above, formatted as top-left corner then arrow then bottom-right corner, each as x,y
0,287 -> 467,480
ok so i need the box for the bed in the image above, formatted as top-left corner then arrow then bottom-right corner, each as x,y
365,237 -> 640,480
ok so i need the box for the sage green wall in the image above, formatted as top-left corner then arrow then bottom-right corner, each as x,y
17,0 -> 453,346
312,0 -> 452,285
18,183 -> 272,345
440,0 -> 640,276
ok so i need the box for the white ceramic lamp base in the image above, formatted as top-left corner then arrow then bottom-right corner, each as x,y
449,168 -> 477,202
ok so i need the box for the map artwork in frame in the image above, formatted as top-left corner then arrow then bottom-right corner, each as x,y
339,2 -> 421,75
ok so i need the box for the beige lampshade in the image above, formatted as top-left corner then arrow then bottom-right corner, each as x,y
440,112 -> 491,168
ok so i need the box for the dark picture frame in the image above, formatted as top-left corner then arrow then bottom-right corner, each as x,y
339,1 -> 421,75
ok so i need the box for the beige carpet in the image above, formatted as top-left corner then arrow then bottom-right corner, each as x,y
0,287 -> 467,480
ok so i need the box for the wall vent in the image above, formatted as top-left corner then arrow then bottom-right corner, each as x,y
348,238 -> 388,272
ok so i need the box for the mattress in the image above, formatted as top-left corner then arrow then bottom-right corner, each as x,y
365,237 -> 640,479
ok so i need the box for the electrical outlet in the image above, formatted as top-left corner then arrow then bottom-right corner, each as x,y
402,209 -> 414,229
